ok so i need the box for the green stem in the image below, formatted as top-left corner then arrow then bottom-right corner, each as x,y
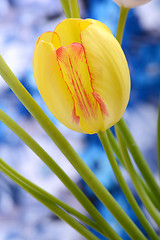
116,7 -> 129,44
115,6 -> 160,203
68,0 -> 80,18
0,158 -> 100,240
60,0 -> 71,18
158,100 -> 160,176
106,129 -> 125,166
0,109 -> 120,240
117,119 -> 160,202
116,127 -> 160,228
106,129 -> 160,211
98,131 -> 159,240
139,178 -> 160,211
0,56 -> 149,240
0,158 -> 100,233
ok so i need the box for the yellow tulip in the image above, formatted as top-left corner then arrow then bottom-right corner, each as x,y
33,18 -> 130,134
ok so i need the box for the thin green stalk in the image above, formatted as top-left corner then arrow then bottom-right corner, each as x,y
116,127 -> 160,228
98,131 -> 159,240
68,0 -> 80,18
0,109 -> 120,240
117,119 -> 160,202
158,100 -> 160,176
60,0 -> 71,18
116,6 -> 129,44
0,158 -> 100,233
106,129 -> 160,211
115,6 -> 160,203
139,178 -> 160,211
0,56 -> 148,240
0,159 -> 100,240
110,7 -> 160,209
106,129 -> 125,166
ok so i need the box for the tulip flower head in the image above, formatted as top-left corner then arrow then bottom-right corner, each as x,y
33,19 -> 130,134
112,0 -> 151,8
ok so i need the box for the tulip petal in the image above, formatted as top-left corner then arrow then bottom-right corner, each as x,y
33,40 -> 83,132
36,31 -> 61,49
80,20 -> 130,129
80,19 -> 112,34
52,32 -> 61,49
79,20 -> 92,32
56,43 -> 105,134
54,18 -> 83,47
36,31 -> 54,44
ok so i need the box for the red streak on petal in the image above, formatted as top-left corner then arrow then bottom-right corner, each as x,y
56,43 -> 99,123
56,46 -> 64,59
93,92 -> 109,116
68,56 -> 92,118
80,37 -> 95,90
75,70 -> 96,116
71,42 -> 84,59
36,36 -> 41,45
56,47 -> 80,125
80,36 -> 109,118
72,106 -> 80,124
52,31 -> 59,37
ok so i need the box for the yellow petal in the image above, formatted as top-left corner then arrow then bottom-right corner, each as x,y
79,19 -> 92,32
36,31 -> 61,49
54,18 -> 83,47
52,32 -> 61,49
36,31 -> 53,45
56,43 -> 105,134
33,40 -> 83,132
80,20 -> 131,129
80,18 -> 112,34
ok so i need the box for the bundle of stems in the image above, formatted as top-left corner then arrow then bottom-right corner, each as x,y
0,0 -> 159,239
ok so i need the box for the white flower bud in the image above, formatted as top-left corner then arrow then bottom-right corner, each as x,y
113,0 -> 151,8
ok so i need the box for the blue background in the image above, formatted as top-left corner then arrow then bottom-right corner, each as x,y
0,0 -> 159,239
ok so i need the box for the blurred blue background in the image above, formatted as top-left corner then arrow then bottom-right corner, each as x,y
0,0 -> 160,239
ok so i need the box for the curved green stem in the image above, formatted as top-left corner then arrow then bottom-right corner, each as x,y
0,109 -> 120,240
139,177 -> 160,211
116,7 -> 129,44
68,0 -> 80,18
106,129 -> 160,211
0,158 -> 100,233
106,129 -> 125,166
117,119 -> 160,202
98,131 -> 159,240
115,7 -> 160,202
115,127 -> 160,228
60,0 -> 71,18
0,158 -> 100,240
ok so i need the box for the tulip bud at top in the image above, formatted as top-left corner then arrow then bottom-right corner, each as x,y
33,18 -> 130,134
112,0 -> 151,8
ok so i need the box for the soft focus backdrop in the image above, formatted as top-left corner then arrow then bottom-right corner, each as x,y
0,0 -> 160,239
